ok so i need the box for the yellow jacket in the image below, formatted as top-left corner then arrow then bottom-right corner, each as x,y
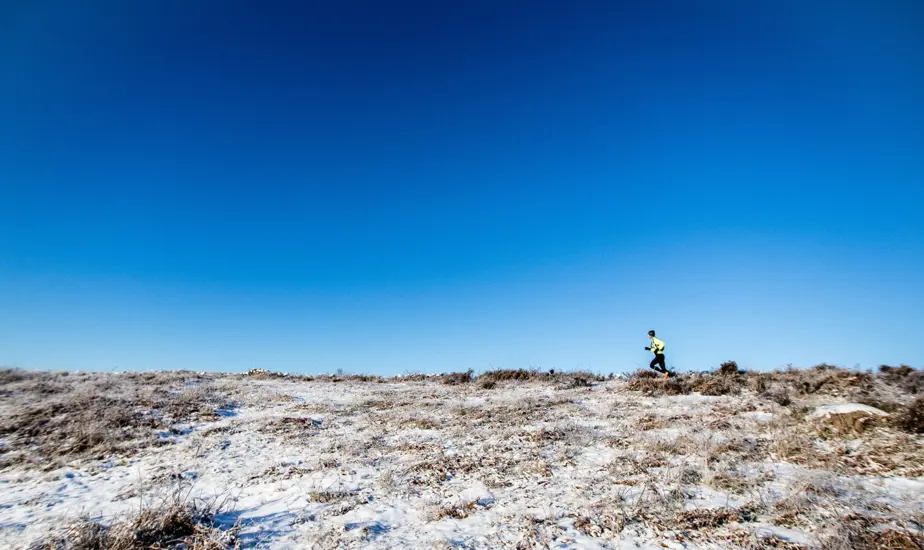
649,337 -> 665,355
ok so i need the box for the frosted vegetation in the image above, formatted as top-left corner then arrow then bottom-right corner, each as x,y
1,364 -> 922,549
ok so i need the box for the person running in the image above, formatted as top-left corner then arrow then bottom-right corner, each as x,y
646,330 -> 668,377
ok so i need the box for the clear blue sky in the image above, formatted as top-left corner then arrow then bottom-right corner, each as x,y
1,0 -> 922,375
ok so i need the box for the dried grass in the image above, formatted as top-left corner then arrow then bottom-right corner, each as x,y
892,396 -> 924,434
693,375 -> 743,396
626,370 -> 691,396
477,378 -> 497,390
441,370 -> 474,385
476,368 -> 603,387
879,365 -> 924,394
672,505 -> 757,529
0,372 -> 234,469
819,514 -> 924,550
29,492 -> 237,550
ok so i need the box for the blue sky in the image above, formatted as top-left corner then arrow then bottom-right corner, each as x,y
1,0 -> 922,374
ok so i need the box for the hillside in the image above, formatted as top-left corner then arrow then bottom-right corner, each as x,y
1,366 -> 922,549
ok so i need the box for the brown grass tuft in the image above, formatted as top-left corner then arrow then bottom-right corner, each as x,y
477,378 -> 497,390
672,505 -> 757,530
478,369 -> 536,382
0,367 -> 40,385
879,365 -> 924,394
441,370 -> 474,385
819,514 -> 924,550
892,396 -> 924,434
29,493 -> 237,550
626,370 -> 691,396
693,375 -> 742,396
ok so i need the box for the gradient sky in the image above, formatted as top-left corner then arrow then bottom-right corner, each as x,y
1,1 -> 922,375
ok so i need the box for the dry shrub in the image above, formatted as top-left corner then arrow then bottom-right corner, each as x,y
718,361 -> 742,376
769,429 -> 817,464
750,375 -> 792,405
780,365 -> 873,397
819,514 -> 924,550
326,373 -> 382,383
478,369 -> 536,382
763,411 -> 922,476
307,490 -> 354,504
453,396 -> 553,426
559,372 -> 594,389
892,396 -> 924,434
626,370 -> 691,396
522,426 -> 574,443
750,374 -> 770,394
879,365 -> 924,394
634,414 -> 667,431
661,376 -> 692,395
0,374 -> 234,469
631,369 -> 659,379
343,374 -> 383,383
246,368 -> 288,380
389,373 -> 432,382
572,509 -> 628,537
263,416 -> 324,438
29,494 -> 237,550
672,505 -> 757,530
722,529 -> 810,550
477,378 -> 497,390
431,501 -> 477,521
441,370 -> 473,385
404,417 -> 439,430
430,497 -> 491,521
0,367 -> 39,385
706,469 -> 758,495
357,398 -> 406,411
713,437 -> 770,462
475,368 -> 602,387
767,388 -> 792,406
693,375 -> 742,396
523,460 -> 553,477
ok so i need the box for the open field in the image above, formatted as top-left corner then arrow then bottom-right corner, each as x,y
1,365 -> 922,549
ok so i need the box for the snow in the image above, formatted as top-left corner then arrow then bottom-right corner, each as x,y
753,524 -> 814,545
809,403 -> 890,419
740,411 -> 776,422
0,377 -> 921,549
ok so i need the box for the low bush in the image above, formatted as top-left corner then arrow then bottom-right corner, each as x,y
879,365 -> 924,394
626,370 -> 691,396
478,369 -> 536,382
441,370 -> 474,385
892,396 -> 924,434
693,375 -> 742,396
477,378 -> 497,390
718,361 -> 742,376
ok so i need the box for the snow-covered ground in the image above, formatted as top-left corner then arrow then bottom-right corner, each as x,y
1,374 -> 922,549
